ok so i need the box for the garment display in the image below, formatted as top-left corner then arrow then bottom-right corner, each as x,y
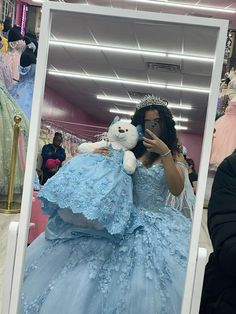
0,85 -> 29,195
8,40 -> 37,120
5,40 -> 26,83
210,100 -> 236,167
39,122 -> 81,162
9,64 -> 36,120
21,159 -> 192,314
0,21 -> 8,53
6,25 -> 25,84
0,54 -> 12,89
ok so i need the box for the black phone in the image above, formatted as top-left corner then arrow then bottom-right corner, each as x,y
144,120 -> 161,139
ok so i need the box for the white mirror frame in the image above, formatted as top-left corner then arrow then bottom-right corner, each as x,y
8,2 -> 228,313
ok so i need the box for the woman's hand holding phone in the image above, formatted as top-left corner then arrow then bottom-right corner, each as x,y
143,129 -> 169,155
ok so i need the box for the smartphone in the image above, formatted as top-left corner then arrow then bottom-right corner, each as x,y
144,120 -> 161,139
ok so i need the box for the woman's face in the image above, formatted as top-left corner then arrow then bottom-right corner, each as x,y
144,109 -> 161,138
144,109 -> 160,122
188,164 -> 193,173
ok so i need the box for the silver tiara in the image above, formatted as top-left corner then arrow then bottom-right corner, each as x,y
136,95 -> 168,110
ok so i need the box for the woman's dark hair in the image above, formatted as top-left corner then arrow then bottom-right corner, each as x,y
131,104 -> 178,166
20,46 -> 37,67
54,132 -> 63,139
186,158 -> 196,174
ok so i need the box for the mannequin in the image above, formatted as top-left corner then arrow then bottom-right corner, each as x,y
210,82 -> 236,167
9,42 -> 37,120
5,25 -> 25,84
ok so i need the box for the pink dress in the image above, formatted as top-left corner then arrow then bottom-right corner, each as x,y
210,101 -> 236,167
6,40 -> 26,83
0,54 -> 12,89
0,40 -> 25,89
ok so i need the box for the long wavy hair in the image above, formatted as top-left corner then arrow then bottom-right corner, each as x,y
131,104 -> 179,166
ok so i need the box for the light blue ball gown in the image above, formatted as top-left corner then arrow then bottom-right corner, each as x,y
21,159 -> 192,314
8,63 -> 40,190
38,147 -> 138,236
9,64 -> 36,120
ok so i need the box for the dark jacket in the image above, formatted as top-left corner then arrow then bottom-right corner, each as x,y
41,144 -> 66,184
200,151 -> 236,314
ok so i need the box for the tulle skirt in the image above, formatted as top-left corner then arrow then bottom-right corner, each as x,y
210,103 -> 236,167
21,206 -> 191,314
0,86 -> 29,195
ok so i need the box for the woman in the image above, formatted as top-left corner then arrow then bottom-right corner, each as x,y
21,95 -> 192,314
186,158 -> 198,194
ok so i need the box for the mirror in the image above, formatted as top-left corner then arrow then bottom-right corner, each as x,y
7,3 -> 228,314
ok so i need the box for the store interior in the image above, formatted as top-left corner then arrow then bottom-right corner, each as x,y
0,1 -> 236,313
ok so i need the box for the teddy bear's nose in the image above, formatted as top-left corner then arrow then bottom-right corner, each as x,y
118,129 -> 125,133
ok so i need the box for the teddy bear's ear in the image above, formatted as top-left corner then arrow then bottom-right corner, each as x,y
110,116 -> 120,126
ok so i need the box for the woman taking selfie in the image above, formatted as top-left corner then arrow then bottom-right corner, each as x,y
21,95 -> 192,314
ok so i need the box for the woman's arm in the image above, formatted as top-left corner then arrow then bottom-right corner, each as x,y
161,154 -> 184,196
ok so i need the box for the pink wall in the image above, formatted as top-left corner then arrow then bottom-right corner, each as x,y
179,133 -> 203,172
42,87 -> 106,140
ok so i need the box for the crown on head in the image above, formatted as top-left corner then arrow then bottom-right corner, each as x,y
136,95 -> 168,110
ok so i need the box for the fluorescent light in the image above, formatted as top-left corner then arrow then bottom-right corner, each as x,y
32,0 -> 43,2
119,120 -> 188,129
120,118 -> 132,123
109,108 -> 134,115
48,70 -> 210,94
48,70 -> 165,88
49,40 -> 166,57
173,116 -> 189,122
97,95 -> 192,110
166,85 -> 208,93
110,108 -> 188,122
168,54 -> 213,62
167,103 -> 192,110
98,95 -> 139,104
49,40 -> 214,63
129,0 -> 236,14
175,125 -> 188,130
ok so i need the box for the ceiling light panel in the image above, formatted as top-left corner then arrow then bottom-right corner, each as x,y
129,0 -> 236,14
97,95 -> 192,110
110,108 -> 189,122
48,70 -> 210,94
49,40 -> 215,63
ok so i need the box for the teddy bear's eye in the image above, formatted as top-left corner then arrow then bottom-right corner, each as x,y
126,129 -> 128,132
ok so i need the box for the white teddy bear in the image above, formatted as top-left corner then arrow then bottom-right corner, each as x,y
79,118 -> 138,174
39,118 -> 141,236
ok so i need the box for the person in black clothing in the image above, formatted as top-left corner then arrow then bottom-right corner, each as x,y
200,150 -> 236,314
41,132 -> 66,185
186,158 -> 198,194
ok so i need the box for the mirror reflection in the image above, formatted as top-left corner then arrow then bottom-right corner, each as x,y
1,8 -> 221,314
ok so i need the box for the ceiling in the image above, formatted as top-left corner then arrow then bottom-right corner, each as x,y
28,0 -> 236,29
44,8 -> 220,136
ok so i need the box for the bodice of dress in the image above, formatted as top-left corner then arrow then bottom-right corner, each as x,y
108,146 -> 124,164
133,161 -> 168,212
